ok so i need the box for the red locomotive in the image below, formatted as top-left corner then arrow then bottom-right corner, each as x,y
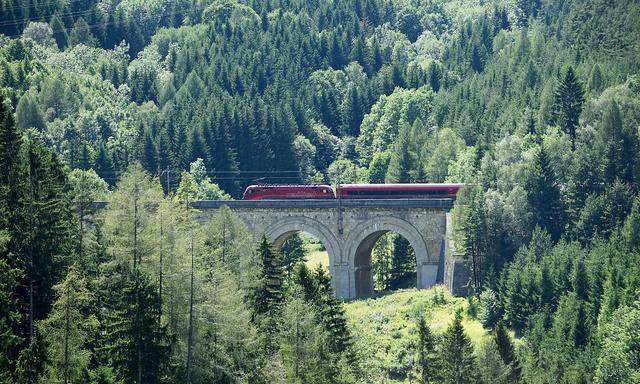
242,183 -> 462,200
337,183 -> 462,199
242,184 -> 335,200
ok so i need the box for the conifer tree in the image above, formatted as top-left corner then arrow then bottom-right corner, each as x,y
40,267 -> 95,384
103,268 -> 169,384
587,63 -> 603,93
15,92 -> 46,132
439,311 -> 478,384
597,100 -> 636,184
390,235 -> 415,289
525,145 -> 565,240
552,67 -> 584,149
253,236 -> 285,353
94,143 -> 114,184
49,13 -> 68,49
572,258 -> 589,301
416,315 -> 437,384
494,323 -> 521,381
456,185 -> 486,294
386,122 -> 413,183
281,233 -> 307,279
68,18 -> 98,47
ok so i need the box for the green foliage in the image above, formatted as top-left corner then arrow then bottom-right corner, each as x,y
525,145 -> 565,240
415,315 -> 437,384
40,267 -> 97,383
281,233 -> 307,279
552,67 -> 585,149
102,267 -> 170,384
439,311 -> 478,384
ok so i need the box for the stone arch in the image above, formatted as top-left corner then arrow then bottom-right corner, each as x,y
263,216 -> 341,277
345,216 -> 430,297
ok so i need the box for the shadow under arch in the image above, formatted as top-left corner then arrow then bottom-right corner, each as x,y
263,216 -> 341,277
345,216 -> 429,298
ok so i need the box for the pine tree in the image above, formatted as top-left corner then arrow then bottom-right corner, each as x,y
253,236 -> 285,353
552,67 -> 584,149
281,233 -> 307,279
103,267 -> 169,384
572,258 -> 589,301
49,13 -> 68,49
390,235 -> 415,289
597,100 -> 636,184
439,311 -> 478,384
15,92 -> 46,132
67,18 -> 98,47
416,315 -> 437,384
525,145 -> 565,240
40,267 -> 94,384
494,323 -> 521,381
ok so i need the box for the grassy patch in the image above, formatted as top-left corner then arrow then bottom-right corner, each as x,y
302,235 -> 329,270
344,287 -> 488,383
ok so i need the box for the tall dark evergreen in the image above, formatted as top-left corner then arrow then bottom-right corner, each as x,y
416,315 -> 437,384
525,145 -> 565,240
552,67 -> 584,149
253,236 -> 285,353
597,100 -> 636,184
103,268 -> 169,384
439,311 -> 478,384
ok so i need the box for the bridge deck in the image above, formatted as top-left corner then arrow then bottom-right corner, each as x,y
191,199 -> 455,210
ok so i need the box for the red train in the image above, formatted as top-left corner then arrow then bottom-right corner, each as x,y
337,183 -> 462,199
242,184 -> 335,200
242,183 -> 462,200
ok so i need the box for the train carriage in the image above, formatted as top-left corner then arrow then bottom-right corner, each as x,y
242,184 -> 335,200
336,183 -> 462,199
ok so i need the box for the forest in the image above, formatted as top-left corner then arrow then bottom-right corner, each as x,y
1,0 -> 640,382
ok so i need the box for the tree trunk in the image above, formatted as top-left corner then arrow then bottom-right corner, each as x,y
186,214 -> 195,384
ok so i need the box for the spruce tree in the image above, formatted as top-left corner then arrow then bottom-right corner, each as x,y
439,311 -> 478,384
253,236 -> 285,353
386,122 -> 413,183
390,235 -> 415,289
49,13 -> 68,49
67,18 -> 98,47
572,258 -> 589,301
416,315 -> 437,384
552,67 -> 584,149
525,145 -> 565,241
494,323 -> 521,381
103,268 -> 169,384
281,233 -> 307,279
597,100 -> 636,184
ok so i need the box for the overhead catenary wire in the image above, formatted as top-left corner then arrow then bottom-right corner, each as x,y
0,2 -> 206,38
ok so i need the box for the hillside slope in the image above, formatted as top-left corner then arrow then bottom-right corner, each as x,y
345,287 -> 487,383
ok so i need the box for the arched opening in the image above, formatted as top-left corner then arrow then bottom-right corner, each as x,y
271,231 -> 331,279
264,217 -> 340,289
354,231 -> 417,297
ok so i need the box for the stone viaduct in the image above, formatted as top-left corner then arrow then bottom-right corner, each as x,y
192,199 -> 468,299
